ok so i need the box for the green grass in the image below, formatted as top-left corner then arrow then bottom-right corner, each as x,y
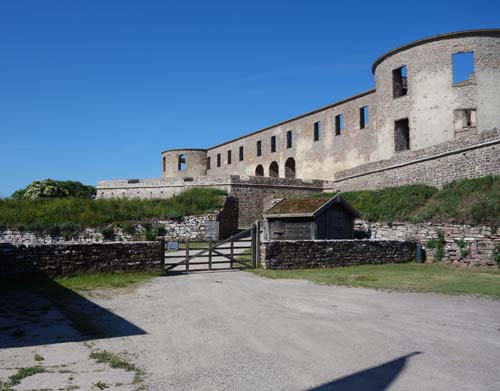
317,176 -> 500,224
54,272 -> 162,292
0,187 -> 227,232
89,350 -> 145,385
249,263 -> 500,298
7,366 -> 45,386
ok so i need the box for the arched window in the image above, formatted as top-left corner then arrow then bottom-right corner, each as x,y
178,154 -> 186,171
269,161 -> 279,178
255,165 -> 264,177
285,157 -> 296,179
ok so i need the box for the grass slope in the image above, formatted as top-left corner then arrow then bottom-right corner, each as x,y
250,263 -> 500,298
318,176 -> 500,224
0,188 -> 227,232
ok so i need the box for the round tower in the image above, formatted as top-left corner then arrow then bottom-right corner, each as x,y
372,29 -> 500,160
161,149 -> 208,178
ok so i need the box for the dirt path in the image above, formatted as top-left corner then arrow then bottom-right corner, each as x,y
1,271 -> 500,390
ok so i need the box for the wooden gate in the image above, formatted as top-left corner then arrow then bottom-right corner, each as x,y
164,223 -> 260,273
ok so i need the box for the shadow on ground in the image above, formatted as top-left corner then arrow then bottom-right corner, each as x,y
0,276 -> 145,349
308,352 -> 421,391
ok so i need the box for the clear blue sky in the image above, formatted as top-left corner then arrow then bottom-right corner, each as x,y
0,0 -> 498,196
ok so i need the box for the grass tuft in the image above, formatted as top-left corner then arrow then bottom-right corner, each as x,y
8,366 -> 45,386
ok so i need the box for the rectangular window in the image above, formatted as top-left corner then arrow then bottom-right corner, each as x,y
270,136 -> 276,153
162,157 -> 166,172
393,66 -> 408,98
335,114 -> 344,135
452,52 -> 475,85
256,140 -> 262,156
239,146 -> 244,161
360,106 -> 369,129
287,130 -> 293,148
217,153 -> 221,167
227,150 -> 232,164
454,108 -> 477,133
313,121 -> 321,141
207,157 -> 211,170
394,118 -> 410,151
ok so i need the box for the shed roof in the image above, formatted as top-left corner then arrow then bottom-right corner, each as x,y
263,194 -> 360,218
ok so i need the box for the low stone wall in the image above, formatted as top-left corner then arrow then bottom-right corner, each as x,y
0,241 -> 164,278
260,240 -> 416,269
356,220 -> 499,267
0,212 -> 232,246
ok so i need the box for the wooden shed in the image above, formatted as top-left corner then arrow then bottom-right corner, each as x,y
262,194 -> 360,240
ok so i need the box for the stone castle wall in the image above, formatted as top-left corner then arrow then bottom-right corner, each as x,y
325,129 -> 500,191
356,220 -> 499,267
260,240 -> 416,269
0,241 -> 164,278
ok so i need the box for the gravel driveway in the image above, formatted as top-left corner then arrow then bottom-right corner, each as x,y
2,271 -> 500,390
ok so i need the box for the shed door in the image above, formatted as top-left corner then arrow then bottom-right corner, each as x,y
326,208 -> 349,239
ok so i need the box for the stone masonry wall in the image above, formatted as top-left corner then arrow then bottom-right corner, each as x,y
261,240 -> 416,269
0,215 -> 216,245
325,129 -> 500,191
0,241 -> 164,278
356,220 -> 500,267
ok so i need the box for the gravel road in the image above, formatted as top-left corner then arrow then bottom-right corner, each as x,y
2,271 -> 500,390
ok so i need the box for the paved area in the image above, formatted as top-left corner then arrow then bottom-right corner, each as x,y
1,271 -> 500,390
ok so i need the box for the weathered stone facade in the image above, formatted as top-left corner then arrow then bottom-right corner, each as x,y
0,241 -> 164,278
356,220 -> 500,267
154,30 -> 500,183
260,240 -> 416,269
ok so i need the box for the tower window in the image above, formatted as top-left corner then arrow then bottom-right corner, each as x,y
239,146 -> 244,161
217,153 -> 221,167
335,114 -> 344,135
454,109 -> 477,133
393,66 -> 408,98
452,52 -> 475,85
178,154 -> 186,171
271,136 -> 276,153
256,140 -> 262,156
227,150 -> 232,165
207,157 -> 211,170
394,118 -> 410,151
162,156 -> 166,172
287,130 -> 293,148
314,121 -> 321,141
360,106 -> 369,129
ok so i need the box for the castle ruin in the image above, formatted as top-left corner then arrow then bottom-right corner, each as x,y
97,30 -> 500,227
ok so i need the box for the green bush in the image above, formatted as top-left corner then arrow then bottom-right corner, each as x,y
454,238 -> 470,258
121,222 -> 137,235
100,227 -> 115,241
144,229 -> 156,241
11,179 -> 96,200
492,243 -> 500,265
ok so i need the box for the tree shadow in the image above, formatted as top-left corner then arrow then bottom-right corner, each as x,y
307,352 -> 421,391
0,275 -> 146,349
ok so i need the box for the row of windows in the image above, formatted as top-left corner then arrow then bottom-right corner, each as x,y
207,107 -> 369,169
392,52 -> 476,98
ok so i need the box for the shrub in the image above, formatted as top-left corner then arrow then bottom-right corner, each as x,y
11,179 -> 95,200
100,227 -> 115,241
426,229 -> 446,262
144,229 -> 156,241
155,226 -> 166,237
492,243 -> 500,265
121,222 -> 137,235
454,238 -> 470,258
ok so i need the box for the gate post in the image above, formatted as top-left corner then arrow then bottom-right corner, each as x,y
186,240 -> 190,273
208,239 -> 213,270
251,224 -> 257,269
230,239 -> 234,269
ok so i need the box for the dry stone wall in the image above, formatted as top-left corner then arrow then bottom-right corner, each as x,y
260,240 -> 416,269
356,220 -> 499,267
0,241 -> 164,278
